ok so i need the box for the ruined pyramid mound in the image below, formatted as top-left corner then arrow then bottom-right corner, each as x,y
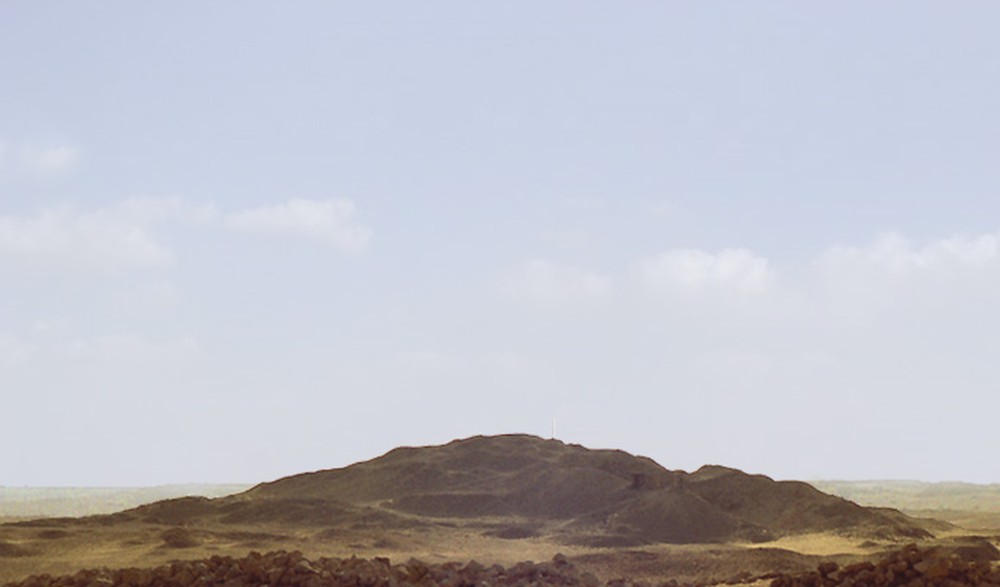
123,435 -> 931,545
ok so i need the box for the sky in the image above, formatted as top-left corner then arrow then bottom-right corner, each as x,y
3,2 -> 1000,486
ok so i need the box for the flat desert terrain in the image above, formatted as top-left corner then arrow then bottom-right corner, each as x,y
3,437 -> 999,586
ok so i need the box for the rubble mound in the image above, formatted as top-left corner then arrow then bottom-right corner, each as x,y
767,543 -> 1000,587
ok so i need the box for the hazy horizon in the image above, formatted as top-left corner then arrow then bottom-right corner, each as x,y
5,2 -> 1000,486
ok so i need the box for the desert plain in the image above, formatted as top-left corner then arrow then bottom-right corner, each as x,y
2,435 -> 999,586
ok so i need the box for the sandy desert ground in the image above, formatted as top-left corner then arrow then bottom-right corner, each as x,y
0,507 -> 911,585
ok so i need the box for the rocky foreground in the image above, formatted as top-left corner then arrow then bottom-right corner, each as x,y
5,544 -> 1000,587
769,543 -> 1000,587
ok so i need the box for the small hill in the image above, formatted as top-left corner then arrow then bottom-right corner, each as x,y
116,435 -> 931,546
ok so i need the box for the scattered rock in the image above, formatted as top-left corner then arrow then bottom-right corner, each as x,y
6,542 -> 1000,587
769,544 -> 1000,587
1,550 -> 679,587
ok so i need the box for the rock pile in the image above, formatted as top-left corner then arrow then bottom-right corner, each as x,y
769,544 -> 1000,587
3,551 -> 606,587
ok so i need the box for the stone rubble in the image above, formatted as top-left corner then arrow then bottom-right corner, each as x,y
768,544 -> 1000,587
5,544 -> 999,587
3,551 -> 605,587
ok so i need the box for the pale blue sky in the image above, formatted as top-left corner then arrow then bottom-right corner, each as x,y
3,2 -> 1000,485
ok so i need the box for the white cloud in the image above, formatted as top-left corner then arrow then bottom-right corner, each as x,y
20,145 -> 78,174
0,197 -> 372,272
501,258 -> 611,304
635,247 -> 770,294
0,203 -> 174,270
0,139 -> 78,175
226,198 -> 372,251
819,232 -> 1000,276
810,232 -> 1000,315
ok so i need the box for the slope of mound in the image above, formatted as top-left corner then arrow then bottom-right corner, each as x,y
688,466 -> 932,539
600,487 -> 765,545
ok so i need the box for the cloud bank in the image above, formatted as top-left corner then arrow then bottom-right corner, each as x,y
0,202 -> 175,270
635,247 -> 771,294
0,139 -> 79,175
21,145 -> 79,174
0,197 -> 372,272
225,198 -> 372,251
